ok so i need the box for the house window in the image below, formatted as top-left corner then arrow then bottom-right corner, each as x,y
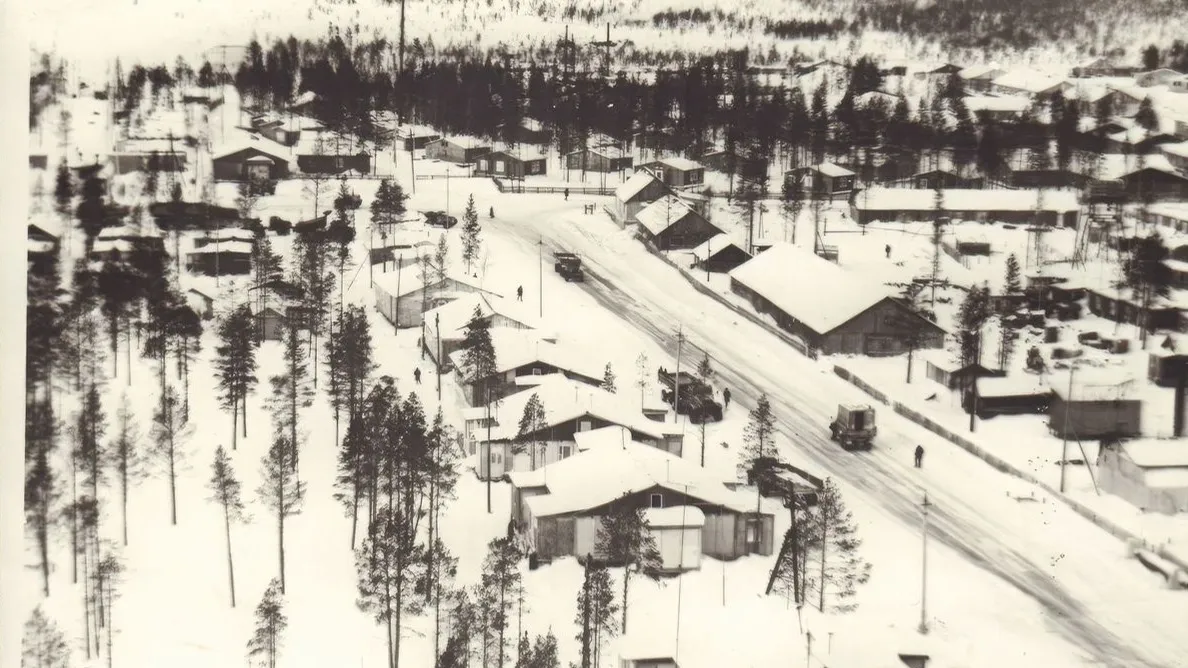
532,368 -> 542,376
560,444 -> 573,459
578,420 -> 592,432
478,159 -> 488,171
495,160 -> 506,174
650,493 -> 663,508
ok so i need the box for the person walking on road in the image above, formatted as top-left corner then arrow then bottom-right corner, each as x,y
564,187 -> 570,201
414,368 -> 422,385
723,387 -> 732,410
517,285 -> 523,301
914,444 -> 925,468
885,244 -> 892,259
489,206 -> 495,218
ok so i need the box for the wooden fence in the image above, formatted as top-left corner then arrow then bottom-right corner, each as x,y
492,178 -> 615,196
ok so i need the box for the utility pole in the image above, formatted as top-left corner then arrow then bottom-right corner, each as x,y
436,312 -> 442,401
1060,365 -> 1075,493
918,491 -> 932,635
969,330 -> 981,433
398,0 -> 406,124
486,385 -> 493,513
591,24 -> 617,79
673,327 -> 685,424
394,252 -> 403,336
538,238 -> 544,319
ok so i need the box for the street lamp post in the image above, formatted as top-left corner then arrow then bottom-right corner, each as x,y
538,238 -> 543,319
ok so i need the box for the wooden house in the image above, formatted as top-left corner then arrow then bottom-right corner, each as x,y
958,65 -> 1007,93
1008,169 -> 1093,189
372,267 -> 501,329
1099,440 -> 1188,514
785,162 -> 856,199
565,146 -> 634,173
469,381 -> 684,480
919,350 -> 1004,390
186,288 -> 215,320
636,157 -> 705,189
965,376 -> 1051,418
1085,284 -> 1182,331
634,196 -> 722,251
1142,203 -> 1188,234
110,151 -> 187,175
211,135 -> 291,181
295,152 -> 371,175
27,224 -> 59,272
507,431 -> 774,568
449,330 -> 604,407
901,169 -> 978,190
991,70 -> 1071,100
689,234 -> 752,273
1120,156 -> 1188,200
424,136 -> 491,164
1161,142 -> 1188,173
612,171 -> 668,227
474,148 -> 548,178
851,188 -> 1081,227
729,243 -> 945,356
186,240 -> 253,275
1147,347 -> 1188,387
964,95 -> 1031,122
422,292 -> 544,369
247,279 -> 309,341
1135,69 -> 1186,88
1048,375 -> 1141,439
400,127 -> 441,151
1071,57 -> 1136,78
699,150 -> 768,180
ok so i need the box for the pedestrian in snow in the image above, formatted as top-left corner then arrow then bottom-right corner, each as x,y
914,444 -> 924,468
516,285 -> 523,301
414,368 -> 421,384
489,206 -> 495,218
564,187 -> 570,201
885,244 -> 891,259
723,387 -> 732,409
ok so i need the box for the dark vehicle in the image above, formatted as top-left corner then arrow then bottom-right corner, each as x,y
657,368 -> 722,423
829,404 -> 876,450
554,252 -> 585,282
424,211 -> 458,228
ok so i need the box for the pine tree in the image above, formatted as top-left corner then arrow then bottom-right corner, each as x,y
336,416 -> 371,548
327,305 -> 375,442
1004,253 -> 1022,294
460,306 -> 498,384
804,478 -> 872,613
601,363 -> 616,393
145,150 -> 161,200
574,562 -> 618,668
247,579 -> 287,668
76,383 -> 107,511
53,163 -> 72,215
357,507 -> 428,668
209,446 -> 247,607
461,194 -> 482,274
531,631 -> 560,668
25,398 -> 58,596
108,394 -> 144,546
215,305 -> 259,449
515,634 -> 532,668
1135,97 -> 1159,133
268,323 -> 314,484
767,493 -> 817,604
633,352 -> 649,410
152,384 -> 189,525
93,545 -> 124,668
77,177 -> 109,250
434,233 -> 450,283
741,393 -> 780,512
1124,233 -> 1173,345
595,499 -> 662,633
479,537 -> 523,668
515,393 -> 548,470
22,607 -> 70,668
259,435 -> 306,594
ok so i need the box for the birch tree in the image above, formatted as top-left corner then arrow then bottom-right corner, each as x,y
209,446 -> 247,607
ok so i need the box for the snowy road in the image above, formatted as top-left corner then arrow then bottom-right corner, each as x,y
488,198 -> 1188,668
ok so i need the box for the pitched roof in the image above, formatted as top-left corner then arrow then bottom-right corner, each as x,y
450,331 -> 605,384
855,187 -> 1080,213
211,132 -> 292,162
488,145 -> 547,161
636,196 -> 700,236
993,69 -> 1068,94
425,292 -> 544,340
512,438 -> 756,517
372,265 -> 499,300
728,243 -> 895,335
958,64 -> 1004,80
1121,440 -> 1188,468
690,233 -> 749,262
964,95 -> 1031,113
188,241 -> 254,255
474,375 -> 680,443
615,170 -> 662,202
815,161 -> 855,177
658,156 -> 703,172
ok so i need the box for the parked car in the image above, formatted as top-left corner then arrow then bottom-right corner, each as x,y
424,211 -> 458,228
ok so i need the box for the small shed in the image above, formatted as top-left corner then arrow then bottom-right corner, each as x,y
920,350 -> 1003,390
1048,376 -> 1142,439
612,171 -> 668,227
1120,159 -> 1188,201
689,233 -> 752,273
966,376 -> 1051,417
29,154 -> 48,169
635,196 -> 722,251
253,306 -> 289,342
186,288 -> 215,320
785,162 -> 856,198
645,506 -> 705,572
211,136 -> 291,181
474,148 -> 547,178
1147,348 -> 1188,387
1099,440 -> 1188,514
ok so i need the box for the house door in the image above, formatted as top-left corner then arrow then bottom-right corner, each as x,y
745,518 -> 761,554
247,162 -> 270,182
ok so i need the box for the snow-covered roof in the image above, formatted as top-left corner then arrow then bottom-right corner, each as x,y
976,376 -> 1050,398
815,161 -> 855,177
212,132 -> 292,162
200,228 -> 256,244
489,143 -> 547,161
689,233 -> 746,262
964,95 -> 1031,113
1121,440 -> 1188,468
1161,141 -> 1188,159
993,69 -> 1068,94
475,375 -> 680,443
98,224 -> 162,240
28,239 -> 57,254
573,425 -> 634,453
959,64 -> 1004,80
645,505 -> 706,528
854,91 -> 900,108
728,243 -> 895,335
658,156 -> 703,172
1148,202 -> 1188,221
635,196 -> 698,236
1129,153 -> 1181,175
188,241 -> 254,255
437,135 -> 489,149
855,188 -> 1080,213
425,292 -> 543,340
513,439 -> 755,517
615,170 -> 661,202
1049,373 -> 1137,401
91,239 -> 136,254
450,329 -> 604,384
372,266 -> 498,300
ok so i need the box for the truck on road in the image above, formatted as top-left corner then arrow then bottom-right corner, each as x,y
554,252 -> 585,282
829,404 -> 876,450
657,367 -> 723,423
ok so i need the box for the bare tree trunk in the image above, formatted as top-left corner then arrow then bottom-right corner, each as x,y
82,538 -> 92,659
621,569 -> 630,632
169,426 -> 177,525
224,502 -> 237,607
231,390 -> 239,450
71,447 -> 79,583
